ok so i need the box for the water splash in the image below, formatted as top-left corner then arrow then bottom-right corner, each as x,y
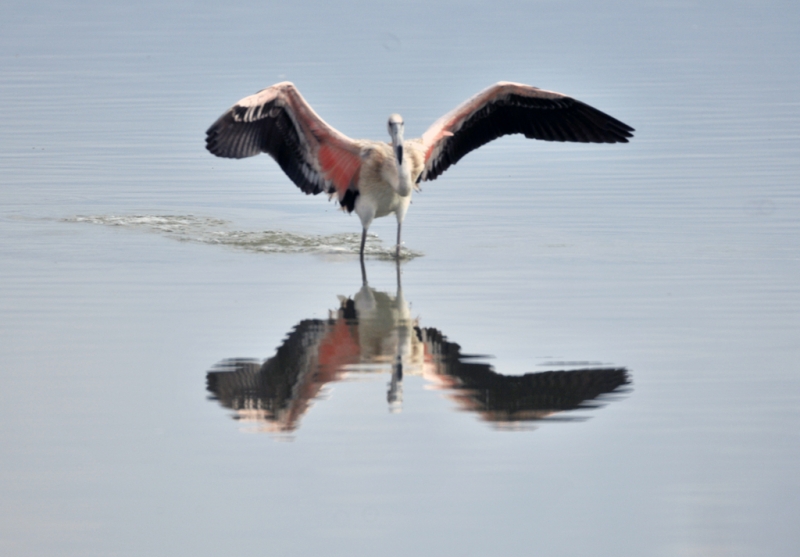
64,214 -> 422,260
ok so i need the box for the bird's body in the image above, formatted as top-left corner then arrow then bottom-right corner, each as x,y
352,140 -> 420,222
206,81 -> 634,257
352,137 -> 425,253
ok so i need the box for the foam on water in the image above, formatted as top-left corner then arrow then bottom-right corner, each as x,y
64,214 -> 423,260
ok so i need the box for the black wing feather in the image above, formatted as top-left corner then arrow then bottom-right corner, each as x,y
206,102 -> 329,195
424,94 -> 634,182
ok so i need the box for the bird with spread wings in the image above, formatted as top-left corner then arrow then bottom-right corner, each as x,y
206,82 -> 634,258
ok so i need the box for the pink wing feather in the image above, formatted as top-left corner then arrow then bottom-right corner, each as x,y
206,82 -> 363,204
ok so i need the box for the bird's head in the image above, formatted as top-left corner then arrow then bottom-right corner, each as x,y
387,114 -> 404,145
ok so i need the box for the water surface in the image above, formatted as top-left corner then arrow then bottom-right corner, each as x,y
1,1 -> 799,556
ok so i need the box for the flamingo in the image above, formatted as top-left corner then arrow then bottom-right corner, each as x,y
205,82 -> 634,258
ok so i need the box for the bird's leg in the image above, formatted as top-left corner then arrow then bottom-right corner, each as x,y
395,221 -> 402,259
360,227 -> 367,260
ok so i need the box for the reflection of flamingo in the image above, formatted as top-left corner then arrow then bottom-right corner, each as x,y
206,265 -> 630,433
206,82 -> 634,257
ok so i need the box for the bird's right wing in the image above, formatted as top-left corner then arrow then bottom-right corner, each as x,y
418,82 -> 634,182
206,82 -> 363,203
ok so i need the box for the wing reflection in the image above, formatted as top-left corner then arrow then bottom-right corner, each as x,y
206,263 -> 630,433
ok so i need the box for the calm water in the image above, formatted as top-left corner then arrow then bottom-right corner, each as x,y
2,1 -> 799,556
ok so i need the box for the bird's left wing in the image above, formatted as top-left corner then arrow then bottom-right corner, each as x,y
418,82 -> 634,182
206,82 -> 363,204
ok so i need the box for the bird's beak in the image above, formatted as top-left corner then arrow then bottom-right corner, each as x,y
395,144 -> 403,166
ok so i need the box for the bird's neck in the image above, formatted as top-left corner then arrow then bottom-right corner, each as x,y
394,149 -> 412,197
391,135 -> 404,166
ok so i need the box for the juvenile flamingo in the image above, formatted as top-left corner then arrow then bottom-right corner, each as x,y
205,82 -> 634,258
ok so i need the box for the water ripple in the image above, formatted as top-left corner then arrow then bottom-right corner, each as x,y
64,214 -> 422,260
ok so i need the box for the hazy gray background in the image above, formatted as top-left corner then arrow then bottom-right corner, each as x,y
1,1 -> 798,556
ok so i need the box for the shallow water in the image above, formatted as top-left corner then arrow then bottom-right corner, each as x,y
2,1 -> 799,556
